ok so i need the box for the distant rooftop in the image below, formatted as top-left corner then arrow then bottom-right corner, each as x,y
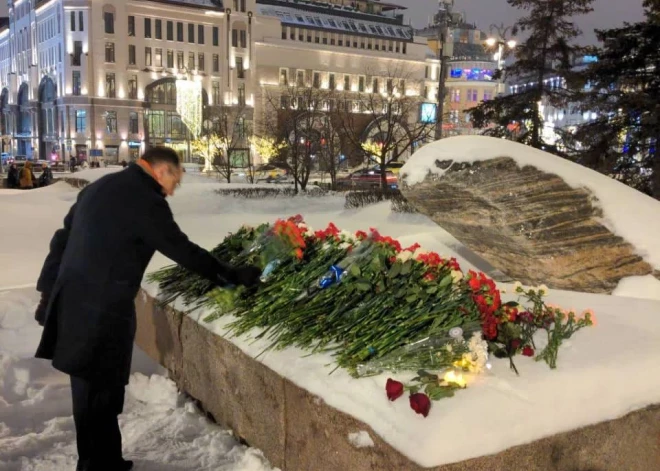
257,0 -> 407,26
258,1 -> 414,40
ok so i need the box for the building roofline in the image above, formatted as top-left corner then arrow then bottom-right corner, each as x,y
257,0 -> 405,26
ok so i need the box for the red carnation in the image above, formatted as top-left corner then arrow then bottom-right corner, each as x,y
409,393 -> 431,417
510,338 -> 522,350
522,346 -> 535,357
385,378 -> 404,401
468,277 -> 482,292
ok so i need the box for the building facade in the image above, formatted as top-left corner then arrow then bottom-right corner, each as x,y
0,0 -> 439,164
416,13 -> 498,136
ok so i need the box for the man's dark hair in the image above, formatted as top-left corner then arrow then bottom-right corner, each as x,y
140,146 -> 181,167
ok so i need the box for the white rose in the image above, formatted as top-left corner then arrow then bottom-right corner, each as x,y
450,270 -> 463,284
396,251 -> 413,262
513,281 -> 524,293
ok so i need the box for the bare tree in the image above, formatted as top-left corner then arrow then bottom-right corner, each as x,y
335,66 -> 434,190
260,84 -> 330,192
203,106 -> 253,183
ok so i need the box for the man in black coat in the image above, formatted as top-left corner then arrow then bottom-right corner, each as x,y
34,147 -> 260,471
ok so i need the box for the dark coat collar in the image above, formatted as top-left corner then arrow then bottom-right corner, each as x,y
128,162 -> 163,194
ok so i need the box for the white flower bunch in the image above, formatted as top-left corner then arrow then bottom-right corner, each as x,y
462,332 -> 489,373
396,250 -> 414,263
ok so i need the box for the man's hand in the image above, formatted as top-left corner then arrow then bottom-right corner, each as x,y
35,292 -> 50,326
232,265 -> 262,288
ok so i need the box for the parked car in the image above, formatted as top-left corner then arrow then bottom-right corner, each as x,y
338,168 -> 398,190
255,163 -> 289,183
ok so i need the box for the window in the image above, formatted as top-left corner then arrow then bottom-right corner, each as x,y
188,24 -> 194,43
467,89 -> 478,102
198,25 -> 204,44
79,12 -> 84,31
240,30 -> 247,48
106,73 -> 116,98
75,110 -> 86,133
198,53 -> 204,71
236,57 -> 244,79
155,48 -> 162,67
241,0 -> 246,12
282,26 -> 287,40
296,70 -> 305,87
372,78 -> 379,93
145,47 -> 152,66
128,45 -> 136,65
145,18 -> 151,38
104,12 -> 114,34
70,11 -> 75,32
483,90 -> 493,101
177,51 -> 184,68
177,22 -> 183,42
344,75 -> 350,91
72,71 -> 81,96
167,50 -> 173,68
106,111 -> 117,133
212,81 -> 220,105
313,72 -> 320,89
188,51 -> 194,69
232,29 -> 238,47
280,95 -> 290,109
167,21 -> 173,41
451,89 -> 460,102
155,20 -> 162,40
329,73 -> 336,90
128,75 -> 137,99
72,41 -> 82,66
105,42 -> 115,63
238,83 -> 245,106
129,112 -> 139,133
280,68 -> 288,86
212,54 -> 219,72
315,31 -> 320,43
128,16 -> 135,37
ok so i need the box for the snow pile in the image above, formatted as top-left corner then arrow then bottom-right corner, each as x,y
401,136 -> 660,275
0,289 -> 277,471
348,431 -> 375,449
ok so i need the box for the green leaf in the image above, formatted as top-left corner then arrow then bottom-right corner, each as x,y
349,264 -> 361,277
439,274 -> 453,289
405,294 -> 418,303
400,260 -> 413,275
388,263 -> 402,278
425,383 -> 456,400
426,286 -> 438,295
356,282 -> 371,292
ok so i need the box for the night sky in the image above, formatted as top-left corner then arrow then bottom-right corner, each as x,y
400,0 -> 646,45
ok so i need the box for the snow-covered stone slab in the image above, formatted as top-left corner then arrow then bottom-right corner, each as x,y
134,290 -> 660,471
400,136 -> 660,294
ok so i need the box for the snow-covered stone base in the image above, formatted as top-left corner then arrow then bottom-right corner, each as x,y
134,290 -> 660,471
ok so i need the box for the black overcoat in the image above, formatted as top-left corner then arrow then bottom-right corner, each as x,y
35,164 -> 234,386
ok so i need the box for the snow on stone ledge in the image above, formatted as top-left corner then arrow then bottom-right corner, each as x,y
400,136 -> 660,271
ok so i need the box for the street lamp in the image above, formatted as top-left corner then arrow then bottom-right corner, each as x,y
485,24 -> 517,96
434,0 -> 456,140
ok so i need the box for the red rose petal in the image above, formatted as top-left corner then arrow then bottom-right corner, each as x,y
409,393 -> 431,417
386,378 -> 404,401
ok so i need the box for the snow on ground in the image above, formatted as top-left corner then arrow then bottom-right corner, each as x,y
2,165 -> 660,468
401,136 -> 660,282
